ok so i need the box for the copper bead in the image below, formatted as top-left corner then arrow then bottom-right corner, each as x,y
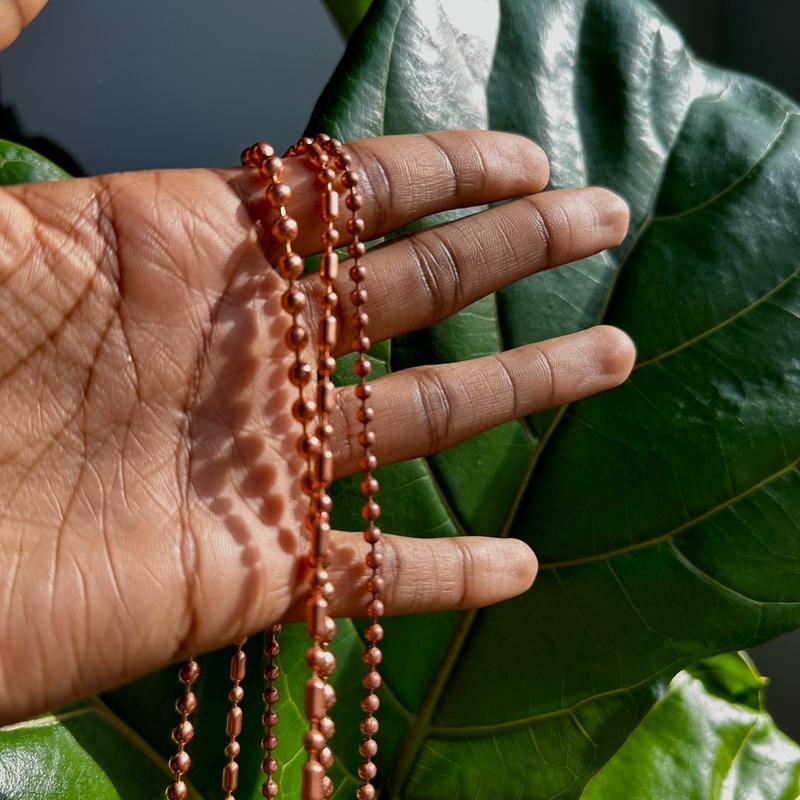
169,750 -> 191,775
167,781 -> 189,800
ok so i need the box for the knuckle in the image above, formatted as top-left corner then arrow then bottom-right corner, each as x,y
422,132 -> 461,196
408,228 -> 463,320
427,228 -> 465,313
379,535 -> 402,610
530,344 -> 557,407
331,387 -> 358,469
523,197 -> 558,265
407,235 -> 446,319
453,537 -> 476,608
91,178 -> 122,287
410,366 -> 453,454
489,353 -> 522,418
351,142 -> 392,235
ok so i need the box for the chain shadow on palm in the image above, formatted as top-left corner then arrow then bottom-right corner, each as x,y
0,130 -> 634,724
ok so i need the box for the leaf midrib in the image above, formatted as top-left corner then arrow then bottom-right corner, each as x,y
373,3 -> 799,795
389,11 -> 700,796
651,110 -> 795,224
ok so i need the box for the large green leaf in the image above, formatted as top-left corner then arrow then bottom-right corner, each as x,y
2,0 -> 800,795
307,0 -> 800,796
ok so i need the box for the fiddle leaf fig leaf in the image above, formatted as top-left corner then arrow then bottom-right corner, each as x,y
0,139 -> 68,183
2,0 -> 800,795
0,698 -> 181,799
307,0 -> 800,795
583,654 -> 800,799
321,0 -> 374,38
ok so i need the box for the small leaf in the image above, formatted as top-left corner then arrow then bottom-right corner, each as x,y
320,0 -> 374,38
583,655 -> 800,799
0,699 -> 175,799
687,652 -> 767,712
0,139 -> 68,184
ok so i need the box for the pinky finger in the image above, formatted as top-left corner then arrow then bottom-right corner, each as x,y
284,533 -> 538,620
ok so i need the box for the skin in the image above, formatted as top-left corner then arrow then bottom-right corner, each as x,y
0,6 -> 635,726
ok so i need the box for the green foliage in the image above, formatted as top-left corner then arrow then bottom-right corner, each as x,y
583,654 -> 800,799
321,0 -> 374,38
1,0 -> 800,797
0,139 -> 68,183
309,0 -> 800,795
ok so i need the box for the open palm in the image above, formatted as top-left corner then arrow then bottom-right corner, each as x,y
0,129 -> 633,724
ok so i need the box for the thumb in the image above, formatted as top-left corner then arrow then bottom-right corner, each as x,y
0,0 -> 49,49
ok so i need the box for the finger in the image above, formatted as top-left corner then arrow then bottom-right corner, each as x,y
286,533 -> 537,620
303,187 -> 629,356
239,129 -> 550,258
4,131 -> 547,303
0,0 -> 48,48
331,325 -> 636,476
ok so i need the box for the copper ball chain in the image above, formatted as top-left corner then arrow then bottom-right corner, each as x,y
165,133 -> 383,800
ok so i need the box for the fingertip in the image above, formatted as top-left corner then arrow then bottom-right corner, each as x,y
584,187 -> 630,245
506,538 -> 538,594
449,535 -> 539,609
482,130 -> 550,193
517,135 -> 550,193
593,325 -> 637,385
519,137 -> 550,193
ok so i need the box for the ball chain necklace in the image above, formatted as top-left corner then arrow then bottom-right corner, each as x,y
165,133 -> 384,800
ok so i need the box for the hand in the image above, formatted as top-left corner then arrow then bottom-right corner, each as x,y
0,129 -> 633,724
0,0 -> 48,48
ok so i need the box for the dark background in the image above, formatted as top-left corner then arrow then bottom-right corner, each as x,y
1,0 -> 798,738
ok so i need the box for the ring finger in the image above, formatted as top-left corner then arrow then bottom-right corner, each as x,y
330,324 -> 636,478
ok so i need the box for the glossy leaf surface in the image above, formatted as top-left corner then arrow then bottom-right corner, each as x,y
309,0 -> 800,795
583,654 -> 800,799
2,0 -> 800,796
0,139 -> 68,183
322,0 -> 374,37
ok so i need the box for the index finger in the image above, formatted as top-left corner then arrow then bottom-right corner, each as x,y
238,129 -> 550,258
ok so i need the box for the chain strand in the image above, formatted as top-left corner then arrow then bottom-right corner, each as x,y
287,133 -> 344,800
317,137 -> 384,800
241,139 -> 319,800
166,659 -> 200,800
217,135 -> 380,800
261,625 -> 282,798
222,640 -> 247,798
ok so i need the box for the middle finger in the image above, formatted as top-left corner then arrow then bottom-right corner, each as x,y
302,186 -> 629,356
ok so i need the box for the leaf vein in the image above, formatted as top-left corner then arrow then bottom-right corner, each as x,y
538,457 -> 800,570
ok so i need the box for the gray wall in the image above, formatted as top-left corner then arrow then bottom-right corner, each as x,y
660,0 -> 800,103
0,0 -> 345,174
2,0 -> 798,738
